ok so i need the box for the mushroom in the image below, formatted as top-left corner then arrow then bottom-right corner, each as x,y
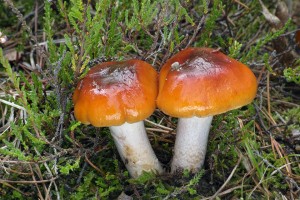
73,59 -> 163,178
156,47 -> 257,173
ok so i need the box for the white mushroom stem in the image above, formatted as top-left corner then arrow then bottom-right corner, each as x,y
171,116 -> 213,173
109,121 -> 163,178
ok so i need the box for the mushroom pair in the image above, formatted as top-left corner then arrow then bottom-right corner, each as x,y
73,47 -> 257,178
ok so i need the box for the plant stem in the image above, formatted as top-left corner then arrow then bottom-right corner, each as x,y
109,121 -> 163,178
171,116 -> 213,173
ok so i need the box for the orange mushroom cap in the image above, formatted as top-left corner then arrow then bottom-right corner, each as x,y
157,47 -> 257,118
73,59 -> 158,127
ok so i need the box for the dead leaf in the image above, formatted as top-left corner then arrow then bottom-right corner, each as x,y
275,1 -> 290,25
259,0 -> 281,29
117,192 -> 133,200
3,49 -> 23,61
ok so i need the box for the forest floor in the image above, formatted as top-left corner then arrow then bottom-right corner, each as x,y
0,0 -> 299,199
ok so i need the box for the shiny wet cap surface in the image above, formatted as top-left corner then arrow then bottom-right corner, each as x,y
73,60 -> 158,127
157,47 -> 258,118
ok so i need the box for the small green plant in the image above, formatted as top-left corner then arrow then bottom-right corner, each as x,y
228,39 -> 243,59
162,170 -> 205,199
241,20 -> 291,63
284,65 -> 300,84
196,0 -> 223,47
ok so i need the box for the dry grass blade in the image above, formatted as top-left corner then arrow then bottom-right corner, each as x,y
0,177 -> 58,184
0,98 -> 26,111
203,154 -> 242,200
145,119 -> 173,131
